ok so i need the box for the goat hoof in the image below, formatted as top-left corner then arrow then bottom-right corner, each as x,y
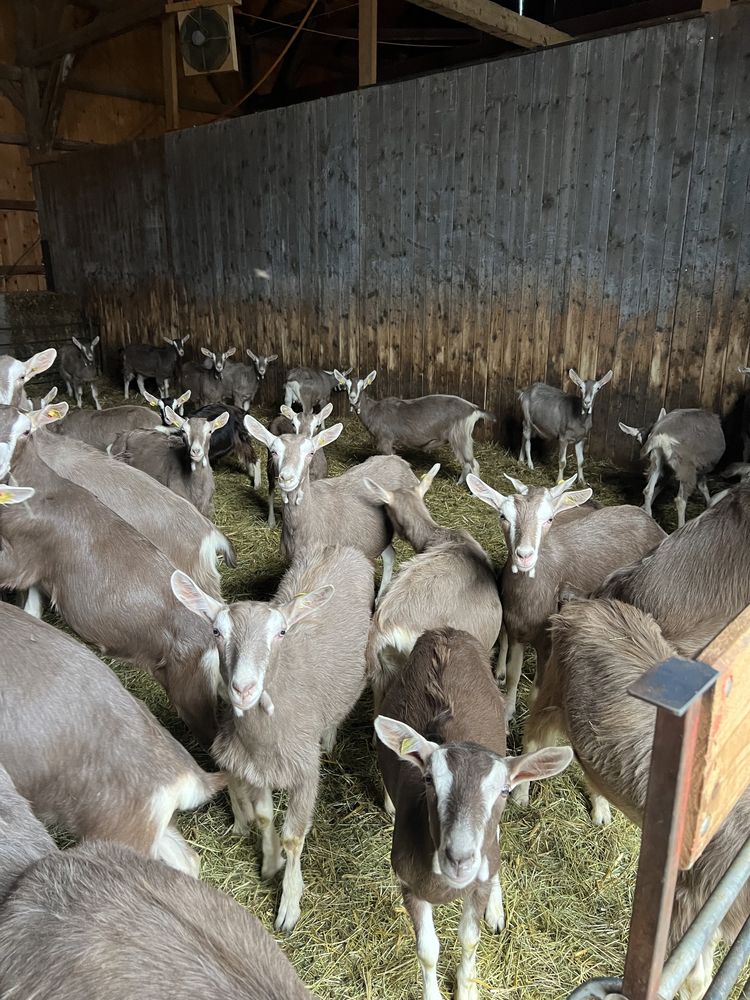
484,902 -> 505,934
590,801 -> 612,827
275,898 -> 301,935
231,818 -> 252,837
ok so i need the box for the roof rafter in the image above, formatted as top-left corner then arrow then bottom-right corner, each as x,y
404,0 -> 571,48
26,0 -> 164,66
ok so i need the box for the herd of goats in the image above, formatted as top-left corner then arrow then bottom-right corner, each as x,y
0,330 -> 749,1000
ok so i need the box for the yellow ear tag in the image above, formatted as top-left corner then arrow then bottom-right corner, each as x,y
47,408 -> 61,419
400,737 -> 415,755
293,591 -> 308,599
560,494 -> 578,507
0,490 -> 15,503
148,400 -> 158,408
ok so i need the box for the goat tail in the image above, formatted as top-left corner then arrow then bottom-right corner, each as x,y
202,770 -> 228,797
479,409 -> 496,423
212,528 -> 236,568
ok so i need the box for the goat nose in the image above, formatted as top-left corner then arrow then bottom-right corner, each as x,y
516,546 -> 534,558
232,680 -> 256,701
445,846 -> 474,868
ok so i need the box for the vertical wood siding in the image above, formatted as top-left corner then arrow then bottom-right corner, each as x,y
37,7 -> 750,463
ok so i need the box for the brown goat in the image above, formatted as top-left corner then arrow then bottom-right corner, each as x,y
0,602 -> 224,875
377,628 -> 572,1000
521,597 -> 750,999
0,767 -> 316,1000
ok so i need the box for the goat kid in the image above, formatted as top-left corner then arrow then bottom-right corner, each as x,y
0,767 -> 316,1000
376,627 -> 572,1000
172,543 -> 373,933
467,472 -> 665,723
59,335 -> 101,409
336,369 -> 492,485
0,602 -> 224,875
0,348 -> 56,411
518,368 -> 613,485
619,407 -> 726,527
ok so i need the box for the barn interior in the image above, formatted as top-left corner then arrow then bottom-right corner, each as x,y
1,0 -> 749,998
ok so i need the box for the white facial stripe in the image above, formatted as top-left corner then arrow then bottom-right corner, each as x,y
480,760 -> 509,818
214,608 -> 233,641
500,499 -> 517,550
430,750 -> 454,826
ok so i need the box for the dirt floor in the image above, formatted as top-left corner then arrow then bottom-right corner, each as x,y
53,384 -> 721,999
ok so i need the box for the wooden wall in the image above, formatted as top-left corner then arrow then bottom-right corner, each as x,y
37,5 -> 750,462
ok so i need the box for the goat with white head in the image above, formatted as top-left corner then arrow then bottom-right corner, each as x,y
246,412 -> 341,508
467,473 -> 592,578
164,406 -> 228,471
0,349 -> 57,411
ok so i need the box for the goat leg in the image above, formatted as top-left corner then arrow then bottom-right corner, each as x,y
456,884 -> 488,1000
276,766 -> 320,934
403,891 -> 444,1000
574,439 -> 586,485
484,871 -> 505,932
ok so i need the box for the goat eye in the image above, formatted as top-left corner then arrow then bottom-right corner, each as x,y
424,773 -> 433,785
212,627 -> 221,638
499,514 -> 508,522
279,628 -> 286,637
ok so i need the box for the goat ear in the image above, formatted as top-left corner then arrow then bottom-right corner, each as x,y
568,368 -> 585,391
23,348 -> 56,382
506,747 -> 574,789
171,570 -> 225,623
280,585 -> 334,630
0,485 -> 34,506
333,369 -> 348,386
364,370 -> 377,387
738,366 -> 750,375
280,404 -> 296,423
618,422 -> 640,438
40,387 -> 58,407
246,349 -> 258,362
200,347 -> 213,358
595,369 -> 613,389
224,347 -> 236,358
549,474 -> 578,498
72,337 -> 83,352
210,411 -> 230,432
164,406 -> 184,429
91,336 -> 100,349
312,422 -> 343,451
503,473 -> 528,495
657,407 -> 667,421
363,477 -> 393,505
244,414 -> 278,451
181,334 -> 191,345
343,366 -> 353,377
318,402 -> 333,422
162,336 -> 174,345
176,389 -> 191,407
0,441 -> 10,474
266,354 -> 278,364
552,488 -> 593,515
29,401 -> 68,430
466,473 -> 507,511
374,716 -> 438,771
142,389 -> 160,407
419,463 -> 441,497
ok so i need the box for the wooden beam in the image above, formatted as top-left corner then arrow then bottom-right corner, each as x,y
27,0 -> 164,66
0,199 -> 37,212
0,79 -> 25,113
0,130 -> 102,151
359,0 -> 378,86
0,265 -> 46,277
404,0 -> 570,47
161,16 -> 180,131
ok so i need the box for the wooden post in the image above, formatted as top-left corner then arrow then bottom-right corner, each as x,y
162,15 -> 180,131
359,0 -> 377,88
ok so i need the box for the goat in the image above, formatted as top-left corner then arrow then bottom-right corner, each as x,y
467,472 -> 666,723
28,411 -> 234,601
521,596 -> 750,999
30,386 -> 58,409
0,404 -> 221,746
0,767 -> 315,1000
364,463 -> 502,722
58,335 -> 101,409
111,408 -> 229,517
376,627 -> 572,1000
0,348 -> 56,410
336,369 -> 493,485
172,542 -> 373,933
244,414 -> 418,595
0,602 -> 224,874
192,401 -> 261,486
222,349 -> 278,410
182,348 -> 235,405
722,462 -> 750,483
50,403 -> 165,450
620,407 -> 726,527
284,365 -> 352,411
518,368 -> 613,486
122,335 -> 190,399
266,403 -> 331,526
597,481 -> 750,658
